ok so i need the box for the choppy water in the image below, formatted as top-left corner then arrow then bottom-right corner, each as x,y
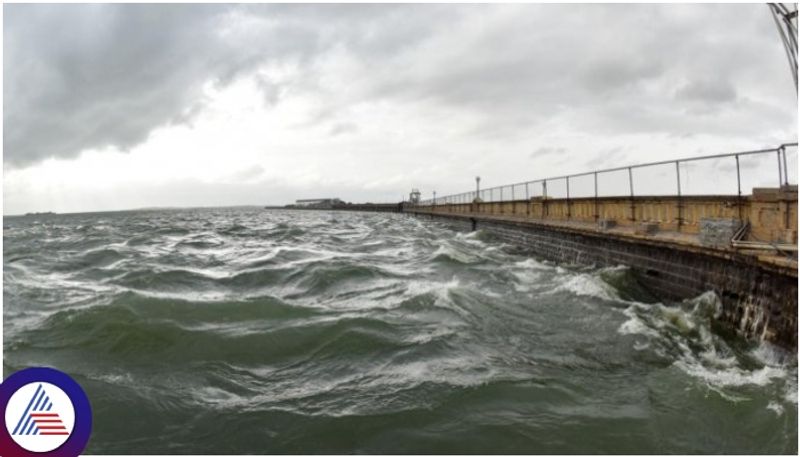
3,208 -> 797,454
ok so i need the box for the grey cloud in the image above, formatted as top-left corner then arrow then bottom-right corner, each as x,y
4,3 -> 338,167
329,122 -> 358,136
530,147 -> 567,159
254,74 -> 285,107
5,4 -> 228,166
4,3 -> 797,171
581,57 -> 664,94
675,79 -> 738,104
584,147 -> 627,170
230,164 -> 265,182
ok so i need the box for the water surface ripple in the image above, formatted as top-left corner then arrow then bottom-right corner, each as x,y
3,208 -> 797,453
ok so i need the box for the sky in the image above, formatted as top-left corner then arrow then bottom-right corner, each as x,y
3,3 -> 798,214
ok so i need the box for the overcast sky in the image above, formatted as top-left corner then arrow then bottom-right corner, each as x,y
3,3 -> 797,214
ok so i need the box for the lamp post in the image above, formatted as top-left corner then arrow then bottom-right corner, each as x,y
475,176 -> 481,201
433,191 -> 437,207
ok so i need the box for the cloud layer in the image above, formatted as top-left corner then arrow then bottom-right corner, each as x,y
4,3 -> 797,213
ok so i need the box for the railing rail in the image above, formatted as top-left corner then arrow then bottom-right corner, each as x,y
416,143 -> 798,206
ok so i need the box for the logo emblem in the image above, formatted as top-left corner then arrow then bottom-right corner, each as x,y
0,368 -> 91,457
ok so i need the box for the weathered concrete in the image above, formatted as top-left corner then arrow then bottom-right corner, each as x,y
699,218 -> 740,248
419,186 -> 798,244
406,189 -> 798,350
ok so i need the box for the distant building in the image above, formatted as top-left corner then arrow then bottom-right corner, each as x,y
408,189 -> 421,204
294,198 -> 343,209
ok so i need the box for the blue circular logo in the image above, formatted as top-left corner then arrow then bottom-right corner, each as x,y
0,368 -> 92,457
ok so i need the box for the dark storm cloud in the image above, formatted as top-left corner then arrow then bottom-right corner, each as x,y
4,3 -> 796,169
4,3 -> 455,167
5,4 -> 226,166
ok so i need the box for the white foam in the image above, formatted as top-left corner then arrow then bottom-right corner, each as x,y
598,264 -> 631,275
514,258 -> 551,271
686,290 -> 723,320
657,305 -> 697,333
766,401 -> 784,416
430,244 -> 479,264
556,273 -> 619,301
618,313 -> 661,339
455,231 -> 487,246
406,277 -> 460,298
615,292 -> 794,394
674,360 -> 786,388
750,342 -> 792,367
784,383 -> 798,404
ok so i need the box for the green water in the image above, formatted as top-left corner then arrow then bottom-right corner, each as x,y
3,208 -> 797,453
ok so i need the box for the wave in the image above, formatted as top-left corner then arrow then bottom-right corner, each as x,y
428,244 -> 484,266
52,247 -> 128,272
285,262 -> 401,298
112,267 -> 224,293
175,238 -> 225,250
12,293 -> 429,367
554,272 -> 621,301
617,291 -> 795,395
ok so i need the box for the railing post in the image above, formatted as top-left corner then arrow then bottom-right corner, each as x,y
566,176 -> 571,219
675,161 -> 682,231
593,172 -> 599,222
782,146 -> 789,186
628,167 -> 635,221
782,147 -> 791,229
736,154 -> 743,222
526,183 -> 531,216
543,180 -> 548,219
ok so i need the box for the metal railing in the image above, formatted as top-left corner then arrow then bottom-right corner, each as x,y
417,143 -> 798,208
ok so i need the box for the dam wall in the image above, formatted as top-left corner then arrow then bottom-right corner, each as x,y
416,187 -> 797,244
406,190 -> 798,350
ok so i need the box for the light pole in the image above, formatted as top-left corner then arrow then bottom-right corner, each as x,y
433,191 -> 437,207
475,176 -> 480,201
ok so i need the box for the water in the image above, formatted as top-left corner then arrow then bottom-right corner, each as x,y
3,208 -> 797,454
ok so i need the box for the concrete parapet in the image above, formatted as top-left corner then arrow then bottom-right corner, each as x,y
409,187 -> 797,246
